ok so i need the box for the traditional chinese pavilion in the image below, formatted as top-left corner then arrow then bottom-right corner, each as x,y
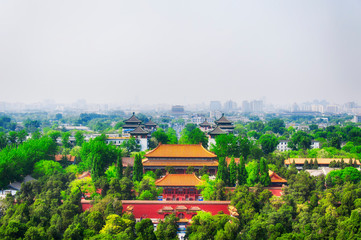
155,174 -> 204,201
199,119 -> 212,132
214,114 -> 234,133
142,144 -> 219,175
129,124 -> 149,139
123,112 -> 142,133
144,118 -> 158,132
208,126 -> 227,139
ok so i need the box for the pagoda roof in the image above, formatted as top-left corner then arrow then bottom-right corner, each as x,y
269,170 -> 287,183
129,125 -> 149,135
144,118 -> 157,127
208,126 -> 227,135
142,159 -> 219,167
199,119 -> 212,127
215,114 -> 232,124
155,173 -> 204,187
124,112 -> 142,124
145,144 -> 217,158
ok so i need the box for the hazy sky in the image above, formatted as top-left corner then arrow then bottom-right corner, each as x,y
0,1 -> 360,106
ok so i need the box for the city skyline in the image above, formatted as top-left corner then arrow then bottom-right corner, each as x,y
1,1 -> 361,106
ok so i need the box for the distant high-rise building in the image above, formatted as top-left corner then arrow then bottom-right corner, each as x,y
325,105 -> 339,113
171,105 -> 185,114
224,100 -> 237,112
291,103 -> 300,112
345,102 -> 357,109
210,101 -> 222,111
242,101 -> 251,113
311,105 -> 324,113
250,100 -> 263,112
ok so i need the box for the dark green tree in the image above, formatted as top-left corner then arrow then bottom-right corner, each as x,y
155,214 -> 179,240
259,157 -> 271,186
259,134 -> 279,154
74,131 -> 85,146
133,154 -> 143,182
116,149 -> 123,179
135,218 -> 156,240
229,157 -> 237,186
238,157 -> 248,185
216,157 -> 228,184
61,132 -> 71,148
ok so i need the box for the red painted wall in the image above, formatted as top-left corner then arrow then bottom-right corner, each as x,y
122,200 -> 231,220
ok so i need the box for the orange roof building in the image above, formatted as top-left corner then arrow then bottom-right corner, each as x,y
155,174 -> 204,187
55,155 -> 76,163
143,144 -> 218,175
284,158 -> 360,167
269,170 -> 287,186
155,174 -> 205,201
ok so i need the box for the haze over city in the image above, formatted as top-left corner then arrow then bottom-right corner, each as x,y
1,1 -> 360,106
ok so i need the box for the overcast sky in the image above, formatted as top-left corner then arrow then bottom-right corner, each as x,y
0,1 -> 360,106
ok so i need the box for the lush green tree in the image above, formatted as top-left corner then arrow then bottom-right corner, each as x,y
33,160 -> 64,178
8,131 -> 17,145
151,128 -> 169,144
166,128 -> 178,144
133,153 -> 143,182
229,157 -> 237,186
135,218 -> 156,240
17,130 -> 28,144
259,157 -> 271,186
187,128 -> 208,148
259,134 -> 279,154
61,132 -> 72,148
216,157 -> 228,184
74,131 -> 85,146
267,118 -> 286,135
121,138 -> 141,156
238,157 -> 248,185
155,214 -> 179,240
327,167 -> 361,185
289,131 -> 312,150
246,160 -> 260,186
78,135 -> 118,173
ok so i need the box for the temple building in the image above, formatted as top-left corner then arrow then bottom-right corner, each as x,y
144,118 -> 158,132
199,119 -> 213,132
208,126 -> 227,139
214,114 -> 235,133
155,174 -> 204,201
123,112 -> 142,133
129,124 -> 149,139
142,144 -> 219,175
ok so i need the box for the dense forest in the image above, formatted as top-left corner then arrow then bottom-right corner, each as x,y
1,114 -> 361,239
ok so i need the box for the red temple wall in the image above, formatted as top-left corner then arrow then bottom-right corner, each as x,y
122,201 -> 230,220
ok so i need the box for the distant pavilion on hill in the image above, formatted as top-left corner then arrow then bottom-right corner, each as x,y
142,144 -> 219,175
